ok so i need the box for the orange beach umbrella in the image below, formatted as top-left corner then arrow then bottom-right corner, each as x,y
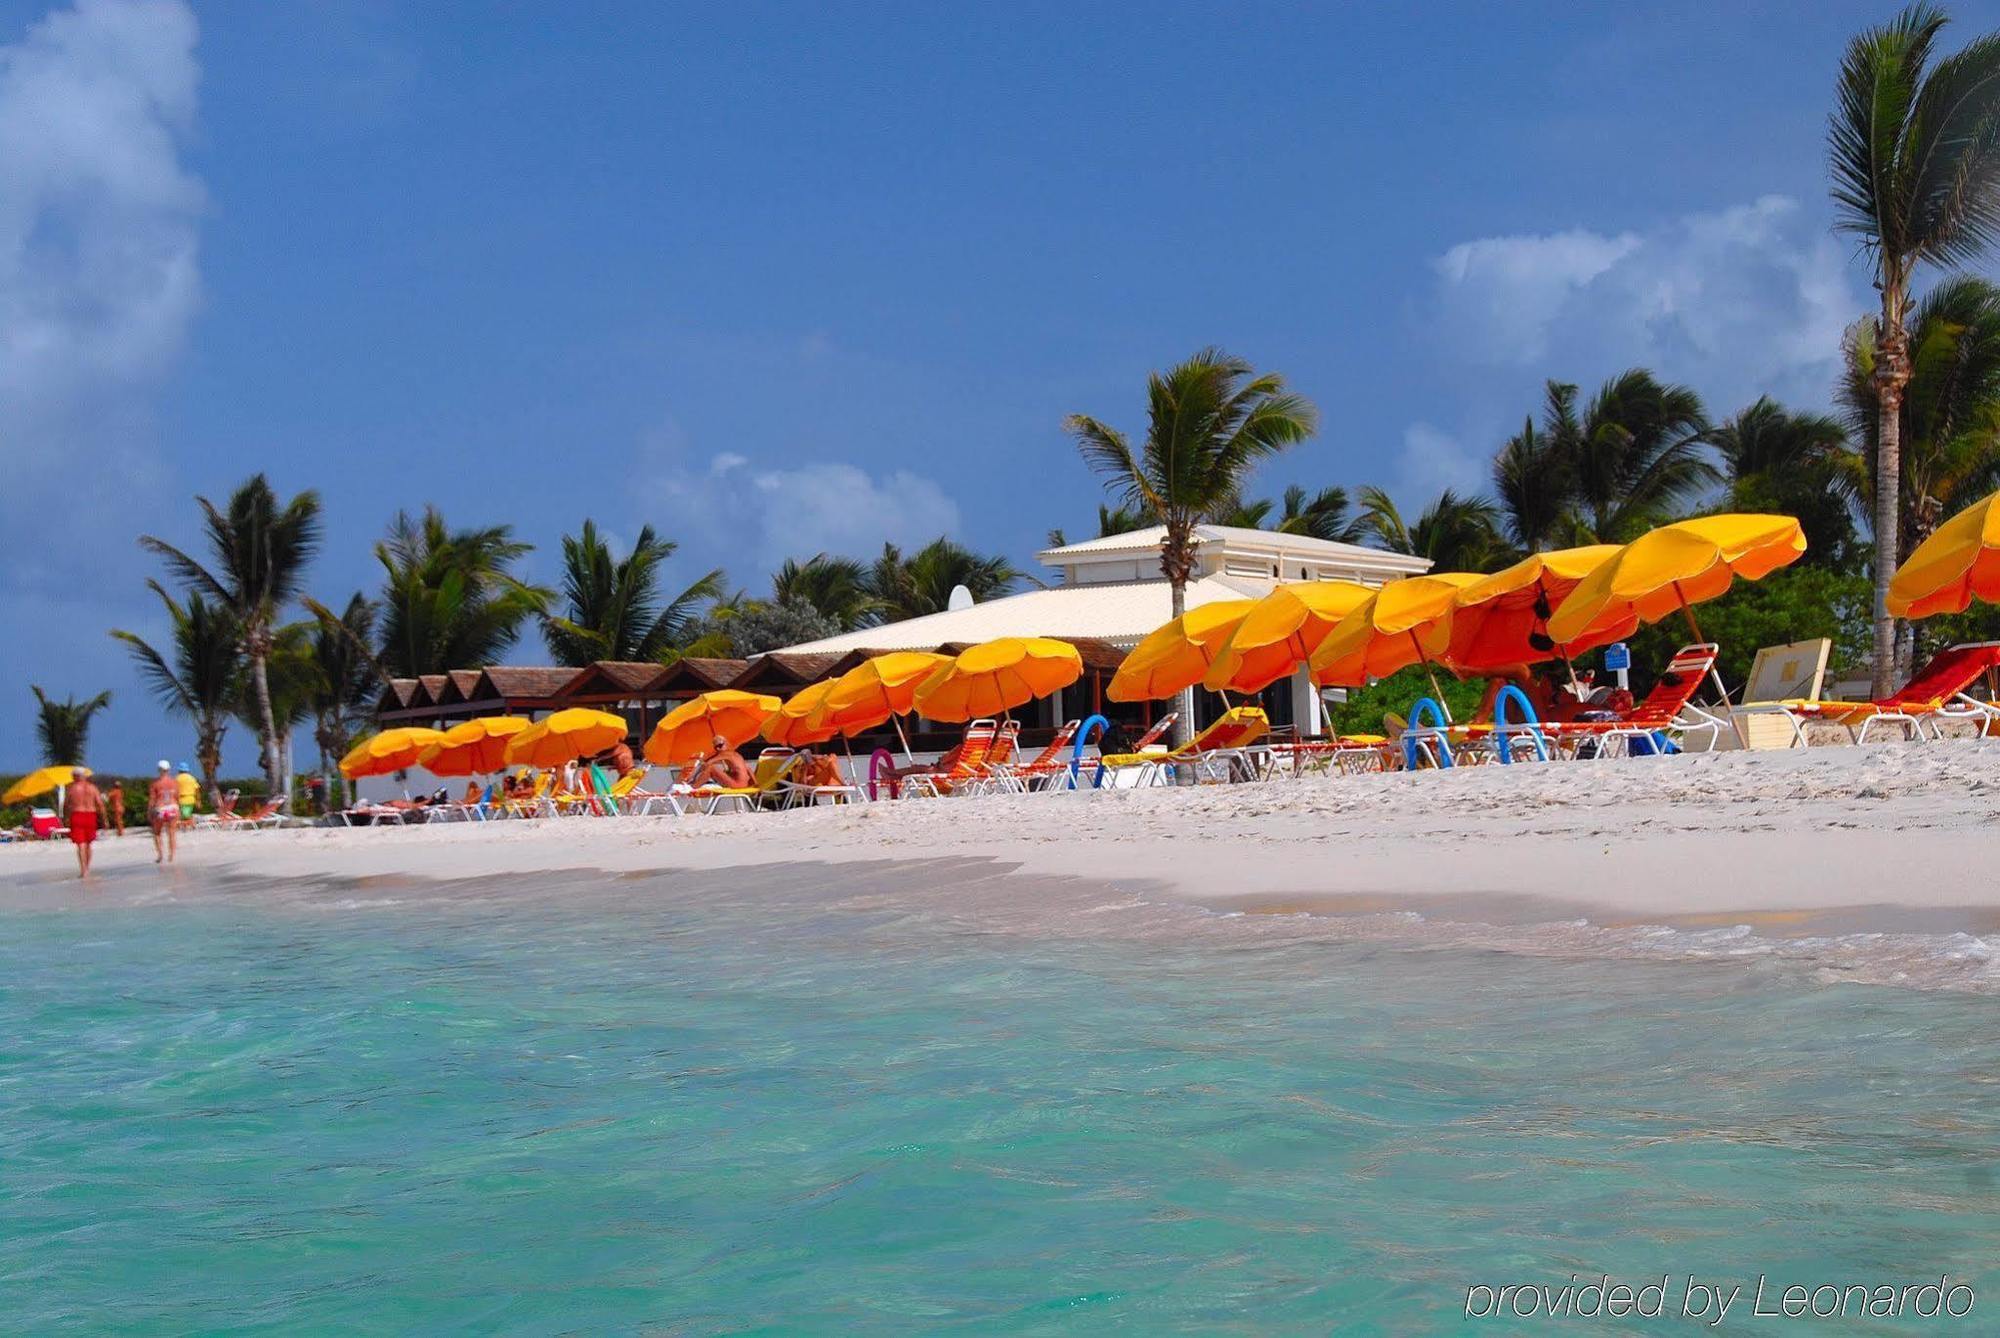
1309,573 -> 1484,687
418,716 -> 533,776
1203,581 -> 1373,695
765,680 -> 843,747
1108,600 -> 1255,702
1888,488 -> 2000,618
815,651 -> 951,734
645,690 -> 780,765
913,637 -> 1082,722
504,708 -> 629,769
340,727 -> 447,779
1548,514 -> 1806,646
1444,545 -> 1629,672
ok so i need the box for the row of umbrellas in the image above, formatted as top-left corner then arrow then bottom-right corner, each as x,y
1108,514 -> 1810,703
334,492 -> 2000,783
339,638 -> 1089,780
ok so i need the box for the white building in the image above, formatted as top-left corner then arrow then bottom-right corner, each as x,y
779,525 -> 1431,733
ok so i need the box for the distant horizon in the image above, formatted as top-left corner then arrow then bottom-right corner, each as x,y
7,0 -> 1998,770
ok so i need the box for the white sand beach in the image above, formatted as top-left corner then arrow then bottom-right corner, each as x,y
7,743 -> 1998,937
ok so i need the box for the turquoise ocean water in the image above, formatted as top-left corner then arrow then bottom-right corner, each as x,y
2,860 -> 1997,1332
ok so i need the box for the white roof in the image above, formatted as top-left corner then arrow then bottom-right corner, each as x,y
1037,523 -> 1428,573
775,574 -> 1273,654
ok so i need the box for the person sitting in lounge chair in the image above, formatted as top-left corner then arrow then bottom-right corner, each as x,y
688,735 -> 753,790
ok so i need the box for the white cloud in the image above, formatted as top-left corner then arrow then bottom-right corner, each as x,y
644,428 -> 962,578
0,0 -> 202,433
1429,195 -> 1857,411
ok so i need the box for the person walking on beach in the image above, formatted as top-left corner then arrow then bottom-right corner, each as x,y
149,761 -> 180,864
174,763 -> 199,827
102,776 -> 126,837
66,767 -> 103,879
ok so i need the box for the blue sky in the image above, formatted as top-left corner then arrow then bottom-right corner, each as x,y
7,0 -> 1999,772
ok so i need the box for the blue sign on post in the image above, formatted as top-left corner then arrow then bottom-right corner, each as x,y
1603,642 -> 1631,672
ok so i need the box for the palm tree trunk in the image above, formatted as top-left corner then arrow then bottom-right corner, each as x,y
249,645 -> 283,799
1871,292 -> 1910,698
1170,576 -> 1193,749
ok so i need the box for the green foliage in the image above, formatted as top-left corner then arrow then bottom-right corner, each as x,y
1323,668 -> 1484,738
696,600 -> 841,656
770,553 -> 880,632
1355,486 -> 1509,572
30,686 -> 112,766
866,538 -> 1023,622
374,507 -> 552,676
1623,566 -> 1873,693
1713,397 -> 1858,567
543,520 -> 724,664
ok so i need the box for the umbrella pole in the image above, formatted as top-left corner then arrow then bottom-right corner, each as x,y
893,715 -> 914,764
1411,632 -> 1450,722
1674,584 -> 1729,708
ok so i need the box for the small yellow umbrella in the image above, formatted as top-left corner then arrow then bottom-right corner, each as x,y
1309,573 -> 1485,688
913,637 -> 1083,722
418,716 -> 533,776
3,765 -> 77,805
1548,514 -> 1807,646
765,680 -> 844,747
1888,488 -> 2000,618
1203,582 -> 1374,695
814,651 -> 951,759
504,708 -> 629,769
340,727 -> 447,779
1108,600 -> 1255,702
1445,545 -> 1630,672
645,690 -> 780,766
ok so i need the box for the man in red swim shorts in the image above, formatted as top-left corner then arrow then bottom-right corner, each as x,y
66,767 -> 103,879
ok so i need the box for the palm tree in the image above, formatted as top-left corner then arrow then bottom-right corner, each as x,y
139,474 -> 322,798
30,687 -> 112,766
307,593 -> 378,784
542,520 -> 725,665
249,622 -> 317,801
1067,348 -> 1318,742
1829,1 -> 2000,691
1357,487 -> 1509,572
770,553 -> 880,632
1046,503 -> 1149,549
1492,384 -> 1581,552
1271,484 -> 1361,542
1568,370 -> 1716,541
866,538 -> 1025,622
1840,275 -> 2000,668
1713,398 -> 1858,567
372,507 -> 552,677
111,584 -> 240,799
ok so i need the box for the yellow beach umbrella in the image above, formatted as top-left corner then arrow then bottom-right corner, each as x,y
504,708 -> 629,769
1309,573 -> 1485,688
1888,488 -> 2000,618
645,690 -> 780,766
913,637 -> 1083,722
418,716 -> 533,776
340,727 -> 448,779
1109,600 -> 1256,702
1548,514 -> 1806,646
765,680 -> 843,747
1203,581 -> 1374,695
1445,545 -> 1630,672
815,651 -> 951,734
3,764 -> 77,805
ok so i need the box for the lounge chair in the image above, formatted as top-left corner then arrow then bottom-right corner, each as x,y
500,771 -> 555,819
987,719 -> 1082,792
895,720 -> 999,798
777,754 -> 868,807
221,794 -> 288,830
1745,641 -> 2000,744
1105,706 -> 1272,786
1543,643 -> 1728,757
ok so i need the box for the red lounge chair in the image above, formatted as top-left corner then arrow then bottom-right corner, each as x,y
894,720 -> 999,797
1544,644 -> 1727,756
1752,641 -> 2000,743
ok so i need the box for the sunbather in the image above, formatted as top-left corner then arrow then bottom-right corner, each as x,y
689,736 -> 753,790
